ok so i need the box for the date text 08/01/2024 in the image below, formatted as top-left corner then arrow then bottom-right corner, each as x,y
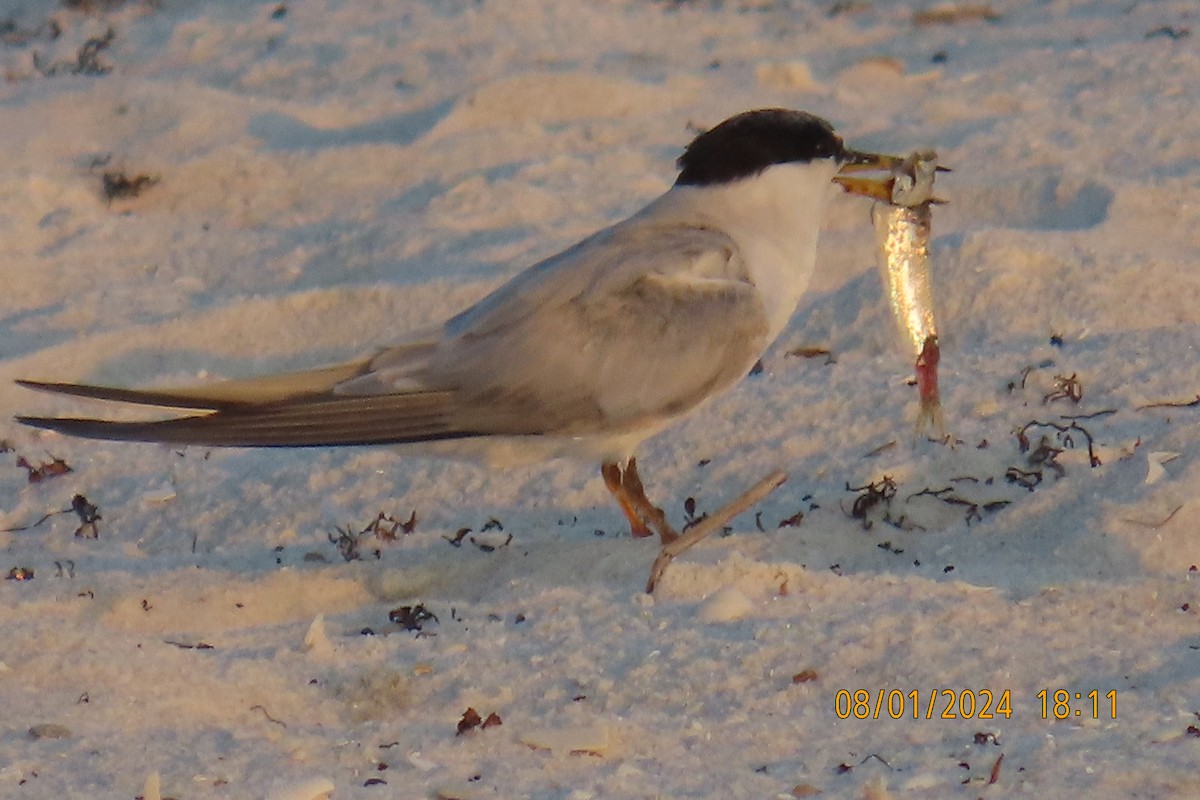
833,689 -> 1118,721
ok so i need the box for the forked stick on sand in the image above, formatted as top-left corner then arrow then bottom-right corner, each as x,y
645,470 -> 788,593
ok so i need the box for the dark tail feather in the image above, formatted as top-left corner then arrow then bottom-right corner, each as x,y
16,391 -> 476,448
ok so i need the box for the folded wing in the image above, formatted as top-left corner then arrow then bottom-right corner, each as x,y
415,222 -> 771,434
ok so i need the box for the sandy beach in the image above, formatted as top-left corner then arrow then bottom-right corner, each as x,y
2,1 -> 1200,797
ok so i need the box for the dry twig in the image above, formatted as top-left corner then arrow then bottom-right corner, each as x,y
645,471 -> 787,593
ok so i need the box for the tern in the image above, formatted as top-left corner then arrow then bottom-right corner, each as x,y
17,108 -> 899,543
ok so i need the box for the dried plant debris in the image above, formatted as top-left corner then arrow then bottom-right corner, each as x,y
455,707 -> 482,735
470,532 -> 511,552
906,486 -> 1007,525
1006,359 -> 1055,393
849,379 -> 1116,531
33,26 -> 114,76
329,526 -> 370,561
913,4 -> 1001,26
444,519 -> 513,551
367,511 -> 417,540
164,639 -> 214,650
329,510 -> 417,560
988,752 -> 1005,785
445,527 -> 471,547
1043,373 -> 1082,404
645,470 -> 787,593
1138,394 -> 1200,410
787,345 -> 835,363
1016,419 -> 1101,467
456,707 -> 502,736
2,494 -> 100,536
864,440 -> 897,458
1004,467 -> 1041,491
16,454 -> 72,482
1025,435 -> 1066,477
72,494 -> 101,538
844,477 -> 897,529
681,496 -> 708,532
894,417 -> 1109,524
1060,409 -> 1117,421
835,753 -> 894,775
251,704 -> 285,727
102,170 -> 159,201
388,604 -> 438,631
2,508 -> 53,532
778,510 -> 805,528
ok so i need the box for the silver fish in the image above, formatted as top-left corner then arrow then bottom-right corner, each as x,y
873,151 -> 944,436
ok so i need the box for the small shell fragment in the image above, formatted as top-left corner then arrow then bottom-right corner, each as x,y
143,772 -> 163,800
265,777 -> 335,800
303,613 -> 334,658
1146,451 -> 1181,485
434,786 -> 481,800
141,486 -> 178,504
407,750 -> 439,772
698,587 -> 755,622
755,61 -> 822,92
520,722 -> 610,755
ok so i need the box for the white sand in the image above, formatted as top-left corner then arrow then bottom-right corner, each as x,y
3,0 -> 1200,797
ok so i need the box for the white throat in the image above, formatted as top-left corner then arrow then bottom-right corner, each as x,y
650,159 -> 839,340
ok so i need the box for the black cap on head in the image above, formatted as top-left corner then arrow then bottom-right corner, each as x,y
675,109 -> 845,187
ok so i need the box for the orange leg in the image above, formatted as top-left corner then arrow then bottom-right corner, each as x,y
600,458 -> 678,544
602,461 -> 651,538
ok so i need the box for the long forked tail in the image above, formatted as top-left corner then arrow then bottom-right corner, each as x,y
15,371 -> 474,448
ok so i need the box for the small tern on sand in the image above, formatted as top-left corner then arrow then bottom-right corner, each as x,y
17,108 -> 900,543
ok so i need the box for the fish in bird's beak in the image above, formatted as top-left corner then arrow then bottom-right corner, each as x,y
832,149 -> 907,201
835,149 -> 951,203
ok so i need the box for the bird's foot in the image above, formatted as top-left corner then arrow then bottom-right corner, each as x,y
601,458 -> 678,544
